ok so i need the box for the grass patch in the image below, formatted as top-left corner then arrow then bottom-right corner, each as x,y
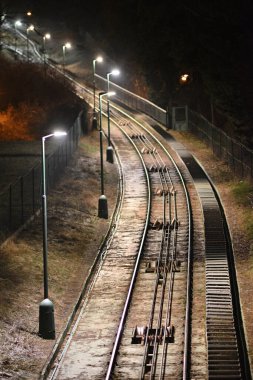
231,181 -> 253,207
176,131 -> 208,150
231,181 -> 253,239
79,136 -> 99,154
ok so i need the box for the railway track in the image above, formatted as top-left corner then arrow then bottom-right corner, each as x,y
46,104 -> 193,379
43,94 -> 251,379
2,26 -> 250,379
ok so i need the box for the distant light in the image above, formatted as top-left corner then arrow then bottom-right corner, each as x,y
53,131 -> 67,137
180,74 -> 189,82
15,20 -> 22,27
64,42 -> 71,49
107,91 -> 116,97
111,69 -> 120,76
27,24 -> 34,32
27,11 -> 32,16
96,56 -> 103,63
44,33 -> 51,40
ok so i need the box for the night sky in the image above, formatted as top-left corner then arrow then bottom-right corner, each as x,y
2,0 -> 253,145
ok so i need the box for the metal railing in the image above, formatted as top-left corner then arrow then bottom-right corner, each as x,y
94,74 -> 253,180
0,113 -> 82,243
95,74 -> 168,126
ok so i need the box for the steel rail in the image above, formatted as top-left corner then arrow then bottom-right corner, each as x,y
105,120 -> 152,380
110,103 -> 193,379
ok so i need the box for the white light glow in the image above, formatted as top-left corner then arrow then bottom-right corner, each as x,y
53,131 -> 67,137
111,69 -> 120,76
107,91 -> 116,97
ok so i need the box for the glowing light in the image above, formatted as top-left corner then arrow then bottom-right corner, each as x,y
64,42 -> 71,49
53,131 -> 67,137
111,69 -> 120,76
27,24 -> 34,32
107,91 -> 116,97
15,20 -> 22,27
180,74 -> 189,82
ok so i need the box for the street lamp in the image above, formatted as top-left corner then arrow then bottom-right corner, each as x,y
14,20 -> 22,54
43,33 -> 51,57
39,130 -> 67,339
62,42 -> 71,74
106,69 -> 120,163
92,56 -> 103,130
98,91 -> 115,219
180,73 -> 190,84
26,24 -> 34,61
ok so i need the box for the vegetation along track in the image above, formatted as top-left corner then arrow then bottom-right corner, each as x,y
47,81 -> 250,378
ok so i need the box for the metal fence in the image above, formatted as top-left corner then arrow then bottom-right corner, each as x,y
188,109 -> 253,179
95,74 -> 168,126
95,74 -> 253,180
0,113 -> 82,243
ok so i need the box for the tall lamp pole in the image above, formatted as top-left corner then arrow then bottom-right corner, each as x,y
98,91 -> 115,219
92,56 -> 103,130
39,131 -> 67,339
93,56 -> 103,115
43,33 -> 51,65
26,24 -> 34,61
14,20 -> 22,55
106,69 -> 120,163
62,42 -> 71,75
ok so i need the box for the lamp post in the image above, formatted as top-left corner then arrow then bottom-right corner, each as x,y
43,33 -> 51,64
39,131 -> 67,339
26,24 -> 34,61
106,69 -> 120,163
92,56 -> 103,130
98,91 -> 115,219
93,56 -> 103,114
14,20 -> 22,55
62,42 -> 71,75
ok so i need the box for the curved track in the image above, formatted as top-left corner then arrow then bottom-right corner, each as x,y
2,26 -> 250,379
45,91 -> 251,380
47,103 -> 193,380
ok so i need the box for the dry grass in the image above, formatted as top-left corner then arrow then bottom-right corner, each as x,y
0,131 -> 118,378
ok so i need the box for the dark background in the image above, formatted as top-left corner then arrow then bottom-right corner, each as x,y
1,0 -> 253,146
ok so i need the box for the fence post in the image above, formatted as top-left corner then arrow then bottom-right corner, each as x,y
251,151 -> 253,179
9,184 -> 12,230
32,168 -> 35,214
241,144 -> 244,178
21,177 -> 24,224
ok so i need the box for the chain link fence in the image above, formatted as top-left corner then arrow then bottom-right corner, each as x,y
188,109 -> 253,179
0,113 -> 83,244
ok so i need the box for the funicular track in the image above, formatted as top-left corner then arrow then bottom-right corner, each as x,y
47,102 -> 193,380
38,69 -> 250,379
104,112 -> 193,379
2,26 -> 250,379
